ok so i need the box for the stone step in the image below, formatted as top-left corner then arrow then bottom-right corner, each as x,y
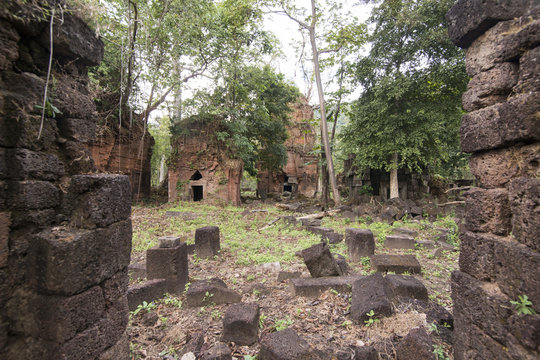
415,239 -> 437,249
185,278 -> 241,307
127,279 -> 167,311
384,235 -> 415,249
391,227 -> 419,238
371,254 -> 422,274
289,275 -> 364,297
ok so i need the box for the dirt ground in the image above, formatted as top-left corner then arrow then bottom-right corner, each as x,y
128,200 -> 459,359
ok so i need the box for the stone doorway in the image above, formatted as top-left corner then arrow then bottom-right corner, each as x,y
192,185 -> 203,201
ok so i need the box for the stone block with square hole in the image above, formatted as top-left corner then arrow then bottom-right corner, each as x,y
345,228 -> 375,262
146,238 -> 188,295
221,303 -> 260,345
195,226 -> 220,259
384,235 -> 415,250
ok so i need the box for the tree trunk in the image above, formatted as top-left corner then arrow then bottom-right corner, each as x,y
320,148 -> 329,208
309,0 -> 340,206
390,152 -> 399,199
159,155 -> 167,184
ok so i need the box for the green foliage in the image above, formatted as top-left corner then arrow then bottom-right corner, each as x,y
258,312 -> 268,329
341,0 -> 469,180
130,301 -> 157,317
273,317 -> 293,331
184,64 -> 299,175
428,322 -> 439,334
510,295 -> 536,316
433,344 -> 449,360
34,96 -> 62,119
364,310 -> 380,327
211,309 -> 223,320
161,293 -> 182,309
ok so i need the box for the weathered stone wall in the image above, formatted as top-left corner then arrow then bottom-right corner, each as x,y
257,98 -> 319,198
340,155 -> 429,203
168,121 -> 243,206
87,124 -> 153,201
447,1 -> 539,359
0,1 -> 130,359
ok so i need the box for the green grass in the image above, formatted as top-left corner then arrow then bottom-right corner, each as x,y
132,202 -> 460,272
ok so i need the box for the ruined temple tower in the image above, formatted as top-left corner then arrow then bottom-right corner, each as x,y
256,97 -> 319,199
167,120 -> 243,206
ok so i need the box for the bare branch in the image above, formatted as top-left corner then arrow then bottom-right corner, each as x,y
269,9 -> 309,29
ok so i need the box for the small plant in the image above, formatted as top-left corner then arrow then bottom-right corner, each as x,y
158,345 -> 177,357
246,274 -> 256,281
442,322 -> 451,329
330,288 -> 339,295
258,312 -> 268,329
360,256 -> 371,267
211,309 -> 223,320
273,317 -> 293,331
364,310 -> 380,327
433,344 -> 449,360
159,316 -> 168,327
162,293 -> 182,309
184,282 -> 191,292
203,291 -> 214,303
35,96 -> 61,118
428,322 -> 439,334
131,301 -> 157,317
510,295 -> 536,315
244,355 -> 257,360
340,320 -> 352,327
253,289 -> 261,297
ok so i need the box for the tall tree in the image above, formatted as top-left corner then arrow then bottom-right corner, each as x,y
267,0 -> 366,206
342,0 -> 468,199
180,65 -> 299,175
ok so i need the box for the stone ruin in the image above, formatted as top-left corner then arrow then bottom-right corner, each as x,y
340,155 -> 430,203
1,1 -> 130,358
167,119 -> 244,206
447,1 -> 540,359
256,97 -> 319,199
168,97 -> 318,206
87,121 -> 154,202
0,0 -> 538,359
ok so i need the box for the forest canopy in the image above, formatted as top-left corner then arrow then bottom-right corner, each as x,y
70,0 -> 469,198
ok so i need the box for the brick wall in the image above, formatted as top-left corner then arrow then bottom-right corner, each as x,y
447,1 -> 539,359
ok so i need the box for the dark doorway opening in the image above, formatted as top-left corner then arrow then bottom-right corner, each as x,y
369,169 -> 381,196
283,175 -> 292,192
190,170 -> 202,181
192,185 -> 203,201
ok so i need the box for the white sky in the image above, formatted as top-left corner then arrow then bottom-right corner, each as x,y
151,1 -> 374,122
261,1 -> 373,104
